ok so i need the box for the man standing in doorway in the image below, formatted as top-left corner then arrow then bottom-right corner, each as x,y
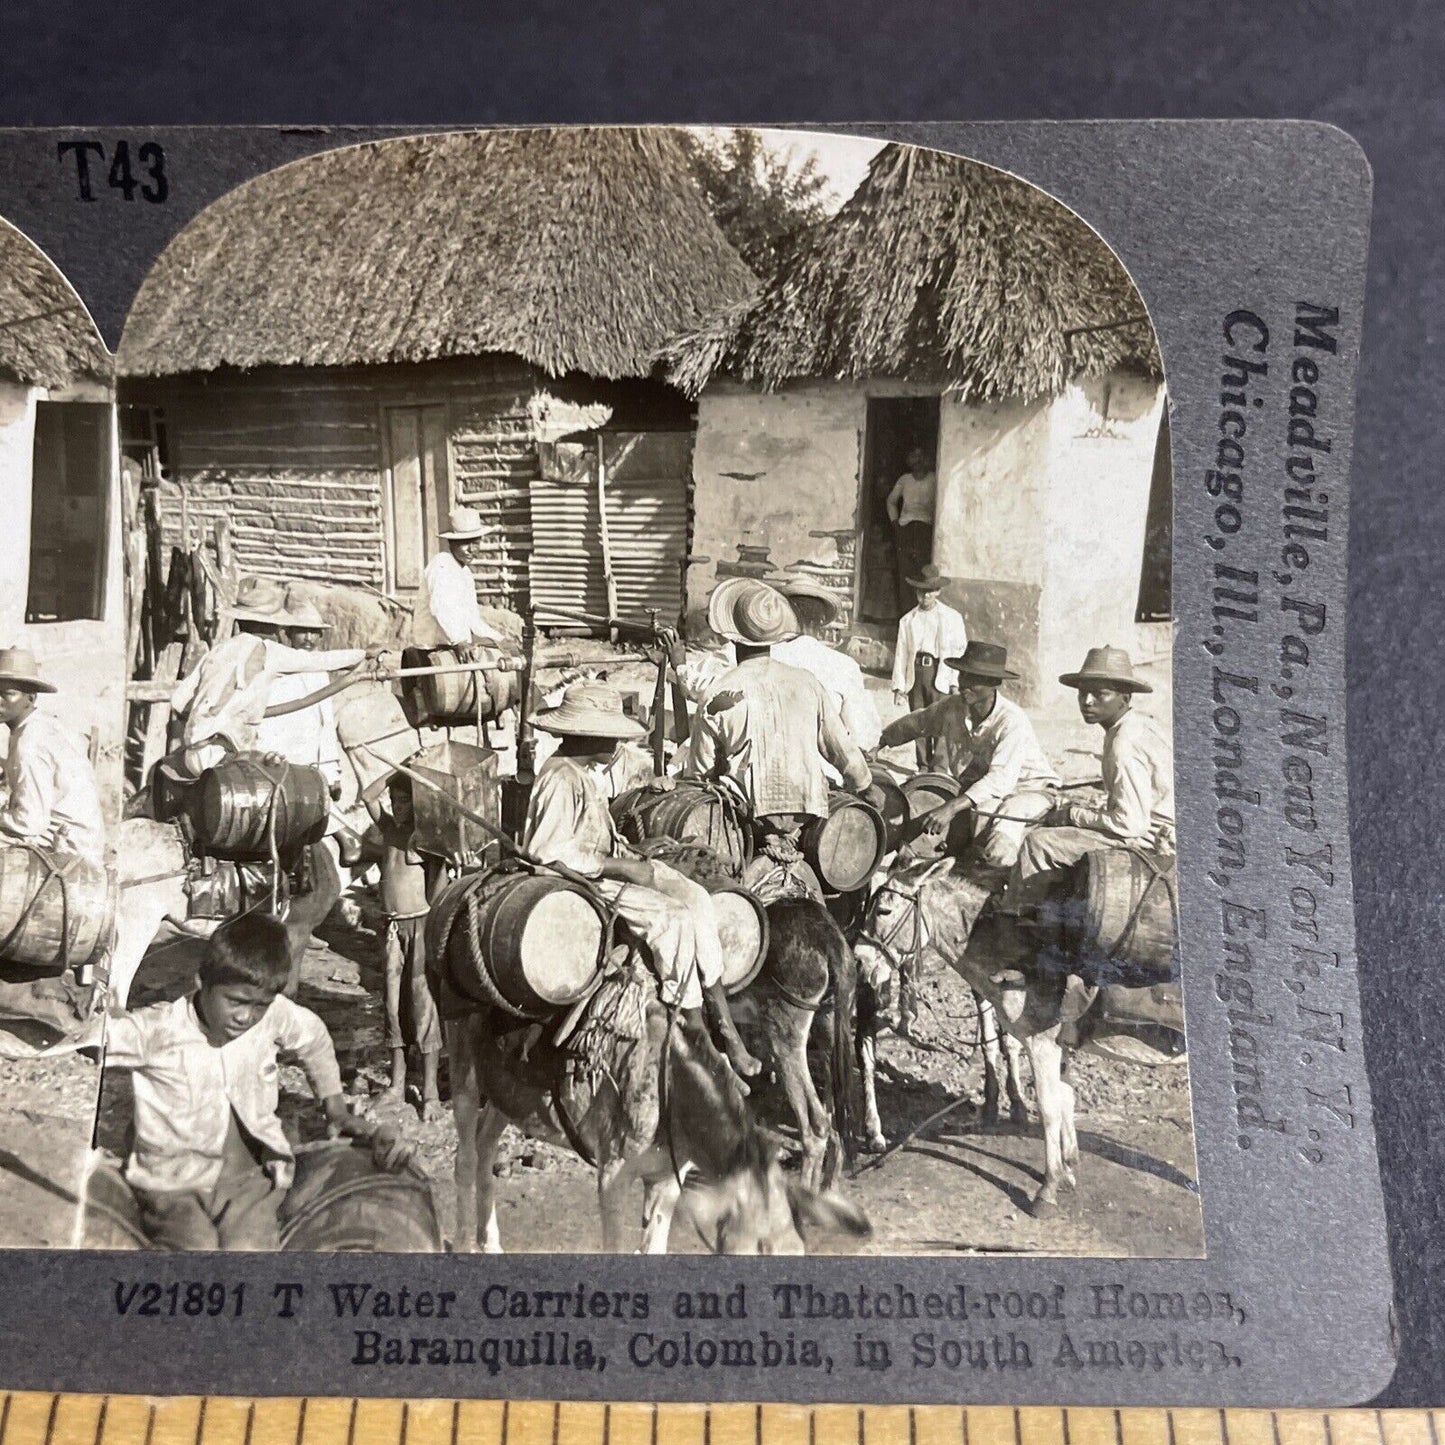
887,444 -> 937,598
891,563 -> 968,769
414,506 -> 505,662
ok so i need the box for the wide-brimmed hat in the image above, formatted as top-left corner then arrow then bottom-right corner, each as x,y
283,596 -> 328,631
533,681 -> 647,741
230,576 -> 290,627
771,573 -> 840,625
906,562 -> 948,592
439,506 -> 486,541
1059,645 -> 1153,694
945,641 -> 1018,684
707,577 -> 799,646
0,647 -> 56,694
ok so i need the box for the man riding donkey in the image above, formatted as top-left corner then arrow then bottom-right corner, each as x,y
164,577 -> 390,986
878,639 -> 1059,878
521,679 -> 762,1089
679,578 -> 881,902
996,645 -> 1178,1035
0,647 -> 109,1034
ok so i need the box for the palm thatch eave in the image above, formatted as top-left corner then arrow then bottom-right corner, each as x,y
667,144 -> 1162,403
0,222 -> 110,389
118,127 -> 758,383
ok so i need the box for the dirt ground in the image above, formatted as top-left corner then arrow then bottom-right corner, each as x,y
80,898 -> 1202,1258
0,653 -> 1200,1256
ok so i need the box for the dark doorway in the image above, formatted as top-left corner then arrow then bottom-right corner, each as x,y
855,396 -> 940,627
27,401 -> 111,624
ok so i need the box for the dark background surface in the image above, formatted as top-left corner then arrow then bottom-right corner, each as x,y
0,0 -> 1440,1405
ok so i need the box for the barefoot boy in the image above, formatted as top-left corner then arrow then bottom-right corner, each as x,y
100,912 -> 365,1250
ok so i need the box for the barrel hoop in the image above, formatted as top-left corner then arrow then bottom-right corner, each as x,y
0,844 -> 70,971
1104,848 -> 1179,964
278,1174 -> 439,1252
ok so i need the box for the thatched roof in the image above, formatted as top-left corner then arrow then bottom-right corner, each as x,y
0,222 -> 110,387
667,144 -> 1161,400
119,127 -> 757,380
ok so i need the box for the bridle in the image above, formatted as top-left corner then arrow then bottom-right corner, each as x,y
857,873 -> 933,976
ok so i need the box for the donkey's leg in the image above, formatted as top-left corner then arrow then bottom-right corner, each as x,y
1003,1028 -> 1029,1128
640,1165 -> 686,1255
474,1104 -> 510,1253
977,992 -> 1004,1128
1059,1051 -> 1079,1189
770,1003 -> 828,1192
857,1029 -> 886,1153
1023,1025 -> 1068,1217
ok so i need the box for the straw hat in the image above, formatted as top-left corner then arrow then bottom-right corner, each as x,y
707,577 -> 799,646
944,641 -> 1019,684
533,681 -> 647,741
771,573 -> 840,625
905,562 -> 949,592
439,506 -> 486,541
231,576 -> 291,627
1058,645 -> 1153,694
0,647 -> 55,694
284,597 -> 328,631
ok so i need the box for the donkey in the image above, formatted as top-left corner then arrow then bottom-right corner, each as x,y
445,938 -> 871,1255
735,895 -> 867,1191
855,856 -> 1183,1216
856,858 -> 1027,1137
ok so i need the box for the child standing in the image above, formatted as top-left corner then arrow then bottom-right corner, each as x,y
100,912 -> 363,1251
377,774 -> 443,1119
891,563 -> 968,769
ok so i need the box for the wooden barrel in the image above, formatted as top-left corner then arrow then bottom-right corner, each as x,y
436,868 -> 607,1018
193,754 -> 329,860
899,771 -> 960,820
801,791 -> 887,895
612,782 -> 750,877
1063,847 -> 1178,985
868,765 -> 910,850
632,838 -> 769,996
279,1140 -> 443,1252
0,846 -> 117,975
401,646 -> 518,728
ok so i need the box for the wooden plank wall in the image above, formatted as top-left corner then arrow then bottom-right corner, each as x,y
124,358 -> 540,611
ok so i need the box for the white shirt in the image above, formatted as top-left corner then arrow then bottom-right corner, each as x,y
0,710 -> 106,865
676,637 -> 882,751
104,992 -> 344,1194
416,551 -> 503,650
881,693 -> 1060,807
255,671 -> 344,787
891,602 -> 968,693
1063,708 -> 1175,849
888,470 -> 937,527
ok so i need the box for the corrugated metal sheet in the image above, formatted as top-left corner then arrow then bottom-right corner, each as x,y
529,431 -> 692,627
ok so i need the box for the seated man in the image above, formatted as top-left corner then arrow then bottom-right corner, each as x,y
0,647 -> 105,866
1009,645 -> 1173,890
878,641 -> 1060,872
681,578 -> 875,880
413,507 -> 505,663
523,680 -> 761,1084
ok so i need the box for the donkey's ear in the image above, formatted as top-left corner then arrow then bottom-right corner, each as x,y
787,1184 -> 873,1239
920,857 -> 955,885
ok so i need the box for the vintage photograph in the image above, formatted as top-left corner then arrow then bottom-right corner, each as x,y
0,125 -> 1198,1257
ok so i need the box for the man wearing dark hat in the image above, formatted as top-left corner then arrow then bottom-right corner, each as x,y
524,681 -> 761,1084
1010,645 -> 1174,888
683,579 -> 874,861
879,641 -> 1060,870
0,648 -> 105,866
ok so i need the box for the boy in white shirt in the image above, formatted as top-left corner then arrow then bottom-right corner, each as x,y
96,912 -> 370,1250
890,563 -> 968,768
